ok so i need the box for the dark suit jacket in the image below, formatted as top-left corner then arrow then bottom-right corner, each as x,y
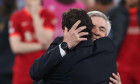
30,37 -> 117,84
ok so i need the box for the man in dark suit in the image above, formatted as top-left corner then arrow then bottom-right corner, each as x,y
30,9 -> 117,84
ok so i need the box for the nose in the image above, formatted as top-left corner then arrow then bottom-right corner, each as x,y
94,28 -> 99,34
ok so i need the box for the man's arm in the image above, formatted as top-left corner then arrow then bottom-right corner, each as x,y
93,37 -> 117,84
29,37 -> 63,80
9,36 -> 44,54
29,20 -> 88,80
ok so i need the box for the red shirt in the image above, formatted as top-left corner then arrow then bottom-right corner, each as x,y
117,7 -> 140,72
9,8 -> 56,84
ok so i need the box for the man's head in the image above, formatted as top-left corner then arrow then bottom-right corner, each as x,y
94,0 -> 113,14
62,9 -> 93,39
87,11 -> 111,41
124,0 -> 139,8
82,0 -> 95,12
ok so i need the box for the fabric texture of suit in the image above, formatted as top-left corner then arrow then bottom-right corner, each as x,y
30,37 -> 117,84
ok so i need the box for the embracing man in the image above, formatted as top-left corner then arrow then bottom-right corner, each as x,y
30,9 -> 121,84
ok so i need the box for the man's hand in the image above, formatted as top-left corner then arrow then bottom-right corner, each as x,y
63,20 -> 88,49
28,1 -> 40,17
109,73 -> 122,84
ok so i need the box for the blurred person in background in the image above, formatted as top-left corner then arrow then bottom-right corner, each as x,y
113,0 -> 121,6
94,0 -> 114,14
43,0 -> 86,39
81,0 -> 114,14
0,0 -> 16,84
108,0 -> 140,84
80,0 -> 95,12
9,0 -> 56,84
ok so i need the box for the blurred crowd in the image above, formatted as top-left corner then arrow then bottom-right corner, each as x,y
0,0 -> 140,84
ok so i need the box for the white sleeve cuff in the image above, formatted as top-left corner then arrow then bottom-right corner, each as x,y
59,44 -> 66,57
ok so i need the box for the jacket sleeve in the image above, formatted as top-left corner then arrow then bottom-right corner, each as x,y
93,37 -> 117,83
29,37 -> 63,80
107,7 -> 129,53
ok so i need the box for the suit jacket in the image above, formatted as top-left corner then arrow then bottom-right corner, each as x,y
107,0 -> 140,53
30,37 -> 117,84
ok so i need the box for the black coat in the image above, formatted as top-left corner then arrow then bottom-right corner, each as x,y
30,37 -> 117,84
107,1 -> 140,53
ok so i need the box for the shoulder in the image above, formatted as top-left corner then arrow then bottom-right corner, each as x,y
10,9 -> 25,20
94,37 -> 116,53
41,8 -> 56,25
41,8 -> 55,17
47,36 -> 63,51
51,36 -> 63,45
94,37 -> 114,45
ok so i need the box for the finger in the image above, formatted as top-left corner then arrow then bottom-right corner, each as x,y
109,82 -> 113,84
110,77 -> 118,84
64,27 -> 68,34
76,26 -> 86,33
117,72 -> 120,78
79,38 -> 87,41
112,73 -> 119,81
117,72 -> 121,81
78,32 -> 88,37
71,20 -> 81,31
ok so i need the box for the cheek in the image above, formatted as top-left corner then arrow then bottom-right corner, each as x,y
100,32 -> 106,37
92,29 -> 96,33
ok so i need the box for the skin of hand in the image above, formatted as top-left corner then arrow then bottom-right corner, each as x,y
63,20 -> 89,49
27,0 -> 40,16
109,72 -> 122,84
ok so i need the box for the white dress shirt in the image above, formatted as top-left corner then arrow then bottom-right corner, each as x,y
59,44 -> 66,57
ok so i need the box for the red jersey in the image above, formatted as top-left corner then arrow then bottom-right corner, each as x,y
9,8 -> 56,84
117,7 -> 140,72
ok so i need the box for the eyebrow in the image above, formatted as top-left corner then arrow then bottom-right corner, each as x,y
99,26 -> 106,30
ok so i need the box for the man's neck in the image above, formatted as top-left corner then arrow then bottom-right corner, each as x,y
56,0 -> 75,5
25,5 -> 41,11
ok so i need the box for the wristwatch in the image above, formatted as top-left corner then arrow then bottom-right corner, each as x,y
61,42 -> 70,52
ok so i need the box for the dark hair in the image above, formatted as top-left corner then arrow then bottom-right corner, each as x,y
62,9 -> 93,39
0,0 -> 16,17
95,0 -> 113,5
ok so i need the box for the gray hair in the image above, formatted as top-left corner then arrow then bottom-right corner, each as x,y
87,11 -> 111,36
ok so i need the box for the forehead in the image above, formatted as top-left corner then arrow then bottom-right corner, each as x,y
91,16 -> 107,28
